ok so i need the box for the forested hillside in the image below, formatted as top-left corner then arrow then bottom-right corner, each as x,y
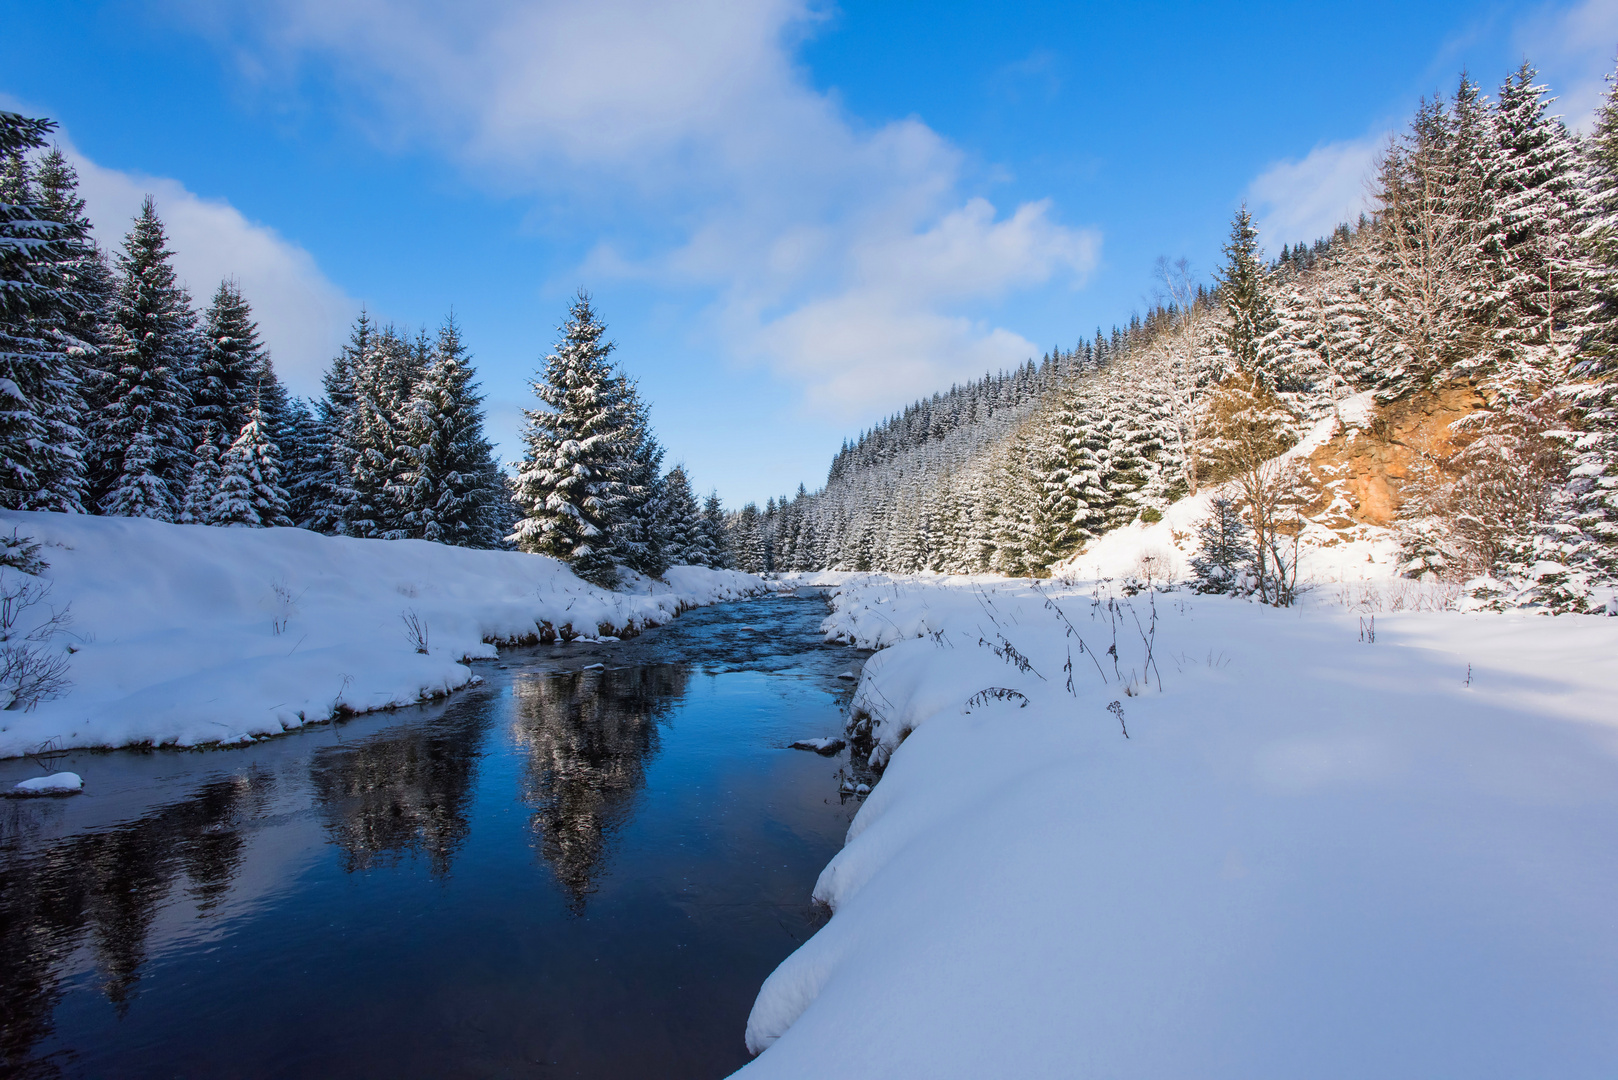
8,60 -> 1618,612
726,63 -> 1618,612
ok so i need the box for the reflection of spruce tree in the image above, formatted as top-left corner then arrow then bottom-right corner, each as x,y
512,664 -> 691,911
0,772 -> 269,1071
310,702 -> 493,877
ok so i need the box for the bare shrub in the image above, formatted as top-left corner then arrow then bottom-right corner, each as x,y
0,570 -> 72,711
402,610 -> 430,654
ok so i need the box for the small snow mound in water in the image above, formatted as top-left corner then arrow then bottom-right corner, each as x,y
835,671 -> 857,680
13,772 -> 82,795
790,737 -> 845,755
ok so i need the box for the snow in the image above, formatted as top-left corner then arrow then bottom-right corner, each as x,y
0,511 -> 762,758
739,573 -> 1618,1078
11,770 -> 82,794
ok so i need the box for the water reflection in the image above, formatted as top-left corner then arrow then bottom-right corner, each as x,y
0,772 -> 272,1077
0,597 -> 868,1079
512,664 -> 692,911
310,695 -> 496,877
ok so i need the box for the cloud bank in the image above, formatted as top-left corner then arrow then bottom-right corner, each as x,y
180,0 -> 1099,418
68,147 -> 355,394
1247,136 -> 1381,252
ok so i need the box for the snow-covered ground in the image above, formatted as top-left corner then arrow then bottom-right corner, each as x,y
741,572 -> 1618,1078
0,511 -> 762,758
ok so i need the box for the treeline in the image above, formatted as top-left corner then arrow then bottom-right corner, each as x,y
0,110 -> 746,587
743,61 -> 1618,610
0,110 -> 506,538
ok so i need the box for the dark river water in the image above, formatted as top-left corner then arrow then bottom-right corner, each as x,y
0,593 -> 871,1080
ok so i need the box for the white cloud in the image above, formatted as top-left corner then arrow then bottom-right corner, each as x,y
1247,136 -> 1383,251
755,295 -> 1043,415
179,0 -> 1097,418
67,145 -> 354,395
740,197 -> 1097,416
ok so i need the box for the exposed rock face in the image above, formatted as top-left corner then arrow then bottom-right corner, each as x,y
1299,384 -> 1486,529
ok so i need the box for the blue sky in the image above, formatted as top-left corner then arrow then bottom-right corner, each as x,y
6,0 -> 1618,505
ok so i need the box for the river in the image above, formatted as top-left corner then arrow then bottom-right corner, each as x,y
0,591 -> 871,1079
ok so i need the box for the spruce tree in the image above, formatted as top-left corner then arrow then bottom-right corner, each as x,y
0,114 -> 90,513
392,314 -> 504,547
510,292 -> 635,586
652,464 -> 704,566
1190,497 -> 1253,593
194,280 -> 266,453
211,402 -> 291,527
179,441 -> 221,524
610,390 -> 668,577
699,490 -> 729,568
87,196 -> 197,519
1567,61 -> 1618,590
305,312 -> 370,533
1217,205 -> 1276,377
730,502 -> 766,572
340,325 -> 418,538
1488,65 -> 1584,361
279,396 -> 327,528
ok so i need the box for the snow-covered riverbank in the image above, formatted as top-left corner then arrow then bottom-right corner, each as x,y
0,511 -> 762,758
742,574 -> 1618,1078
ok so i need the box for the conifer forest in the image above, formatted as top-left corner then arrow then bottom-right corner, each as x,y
3,60 -> 1618,609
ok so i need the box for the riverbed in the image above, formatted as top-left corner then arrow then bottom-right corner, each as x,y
0,592 -> 870,1079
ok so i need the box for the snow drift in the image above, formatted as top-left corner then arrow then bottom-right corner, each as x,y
0,510 -> 762,758
740,573 -> 1618,1078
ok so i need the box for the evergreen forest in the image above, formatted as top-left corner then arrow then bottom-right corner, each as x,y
5,59 -> 1618,609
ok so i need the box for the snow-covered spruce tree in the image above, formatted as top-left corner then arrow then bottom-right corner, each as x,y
610,391 -> 668,577
1190,496 -> 1253,594
699,490 -> 729,568
509,292 -> 640,586
0,114 -> 91,513
278,396 -> 327,528
1563,60 -> 1618,596
1478,67 -> 1603,609
193,280 -> 268,454
652,464 -> 704,566
1487,65 -> 1587,365
301,312 -> 371,532
341,325 -> 420,539
88,196 -> 197,520
728,502 -> 766,572
391,315 -> 505,548
211,401 -> 291,527
1217,205 -> 1278,379
179,440 -> 221,524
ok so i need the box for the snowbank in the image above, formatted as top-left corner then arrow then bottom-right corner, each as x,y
740,575 -> 1618,1077
0,511 -> 762,757
11,771 -> 81,794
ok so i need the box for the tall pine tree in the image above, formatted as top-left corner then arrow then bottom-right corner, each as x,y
392,314 -> 505,547
194,280 -> 267,453
0,114 -> 90,513
510,292 -> 637,585
212,400 -> 292,528
87,196 -> 196,519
